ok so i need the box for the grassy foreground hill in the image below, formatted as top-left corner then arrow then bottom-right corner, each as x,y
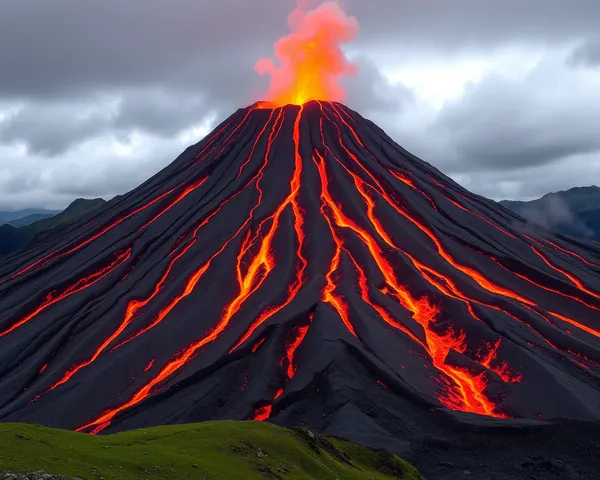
0,421 -> 421,480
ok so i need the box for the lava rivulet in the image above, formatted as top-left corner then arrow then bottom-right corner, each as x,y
0,249 -> 131,338
0,101 -> 599,440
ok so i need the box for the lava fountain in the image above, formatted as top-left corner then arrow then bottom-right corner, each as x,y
255,1 -> 359,106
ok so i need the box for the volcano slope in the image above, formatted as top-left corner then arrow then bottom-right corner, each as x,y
0,101 -> 599,472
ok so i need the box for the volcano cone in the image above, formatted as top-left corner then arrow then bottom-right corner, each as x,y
1,101 -> 599,444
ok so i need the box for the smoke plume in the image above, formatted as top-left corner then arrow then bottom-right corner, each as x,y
255,1 -> 359,106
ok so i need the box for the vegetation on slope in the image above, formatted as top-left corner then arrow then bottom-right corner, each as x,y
0,421 -> 422,480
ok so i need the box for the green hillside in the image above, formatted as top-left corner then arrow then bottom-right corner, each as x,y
0,421 -> 422,480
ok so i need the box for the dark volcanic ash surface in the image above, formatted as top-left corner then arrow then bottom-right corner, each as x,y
1,101 -> 600,478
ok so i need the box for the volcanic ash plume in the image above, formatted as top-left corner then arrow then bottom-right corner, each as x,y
255,1 -> 359,106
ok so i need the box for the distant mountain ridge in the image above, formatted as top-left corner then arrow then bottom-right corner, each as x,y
0,198 -> 107,258
500,185 -> 600,241
0,209 -> 60,225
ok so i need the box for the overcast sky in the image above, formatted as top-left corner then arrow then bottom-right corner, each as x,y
1,0 -> 599,210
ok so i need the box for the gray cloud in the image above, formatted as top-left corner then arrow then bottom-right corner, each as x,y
0,0 -> 599,209
429,59 -> 600,173
568,39 -> 600,67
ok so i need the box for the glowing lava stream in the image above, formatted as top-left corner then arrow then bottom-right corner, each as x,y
230,105 -> 308,353
254,313 -> 314,421
321,114 -> 598,368
542,238 -> 600,270
319,104 -> 534,308
41,109 -> 283,395
531,246 -> 600,301
0,249 -> 131,338
77,107 -> 307,434
10,113 -> 257,281
323,105 -> 600,350
312,151 -> 503,418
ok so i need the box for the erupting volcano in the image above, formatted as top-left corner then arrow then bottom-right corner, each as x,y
0,0 -> 599,465
1,99 -> 600,443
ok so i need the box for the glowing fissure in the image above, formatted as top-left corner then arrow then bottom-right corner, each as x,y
40,112 -> 287,396
190,106 -> 259,168
137,177 -> 208,231
313,151 -> 504,417
11,187 -> 177,279
492,258 -> 600,314
10,114 -> 252,281
531,247 -> 600,301
230,106 -> 308,353
8,101 -> 600,435
77,107 -> 306,434
0,249 -> 131,338
321,105 -> 537,309
253,313 -> 314,421
543,238 -> 600,270
320,112 -> 525,387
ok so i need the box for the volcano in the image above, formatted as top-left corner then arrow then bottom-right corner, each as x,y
1,102 -> 599,449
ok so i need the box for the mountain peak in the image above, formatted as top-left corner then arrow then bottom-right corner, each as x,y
0,103 -> 599,451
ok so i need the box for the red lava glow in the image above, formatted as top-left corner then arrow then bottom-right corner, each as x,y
478,339 -> 523,383
255,1 -> 358,106
78,108 -> 306,434
543,239 -> 600,269
253,405 -> 272,421
251,337 -> 267,353
49,102 -> 599,434
531,246 -> 600,301
253,314 -> 314,422
0,249 -> 131,338
313,151 -> 504,418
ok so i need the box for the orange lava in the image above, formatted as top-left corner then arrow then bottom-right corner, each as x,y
313,150 -> 504,418
253,313 -> 314,422
531,246 -> 600,301
255,1 -> 358,106
0,249 -> 131,338
78,107 -> 308,434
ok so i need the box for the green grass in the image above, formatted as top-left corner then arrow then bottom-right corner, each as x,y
0,421 -> 422,479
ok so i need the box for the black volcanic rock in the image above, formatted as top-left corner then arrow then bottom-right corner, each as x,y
0,102 -> 599,470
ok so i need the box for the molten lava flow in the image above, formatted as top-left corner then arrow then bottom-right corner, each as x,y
230,106 -> 308,353
43,242 -> 196,393
491,258 -> 600,313
253,314 -> 314,421
77,107 -> 308,434
19,100 -> 600,435
38,113 -> 289,395
137,177 -> 207,231
11,187 -> 176,279
321,103 -> 535,308
531,246 -> 600,301
0,249 -> 131,338
313,150 -> 504,418
253,405 -> 272,421
9,118 -> 252,281
321,210 -> 357,337
543,238 -> 600,269
478,339 -> 523,383
255,1 -> 358,106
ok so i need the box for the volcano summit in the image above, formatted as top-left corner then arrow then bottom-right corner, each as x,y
0,102 -> 599,459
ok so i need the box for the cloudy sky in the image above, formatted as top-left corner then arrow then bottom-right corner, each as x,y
1,0 -> 599,210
